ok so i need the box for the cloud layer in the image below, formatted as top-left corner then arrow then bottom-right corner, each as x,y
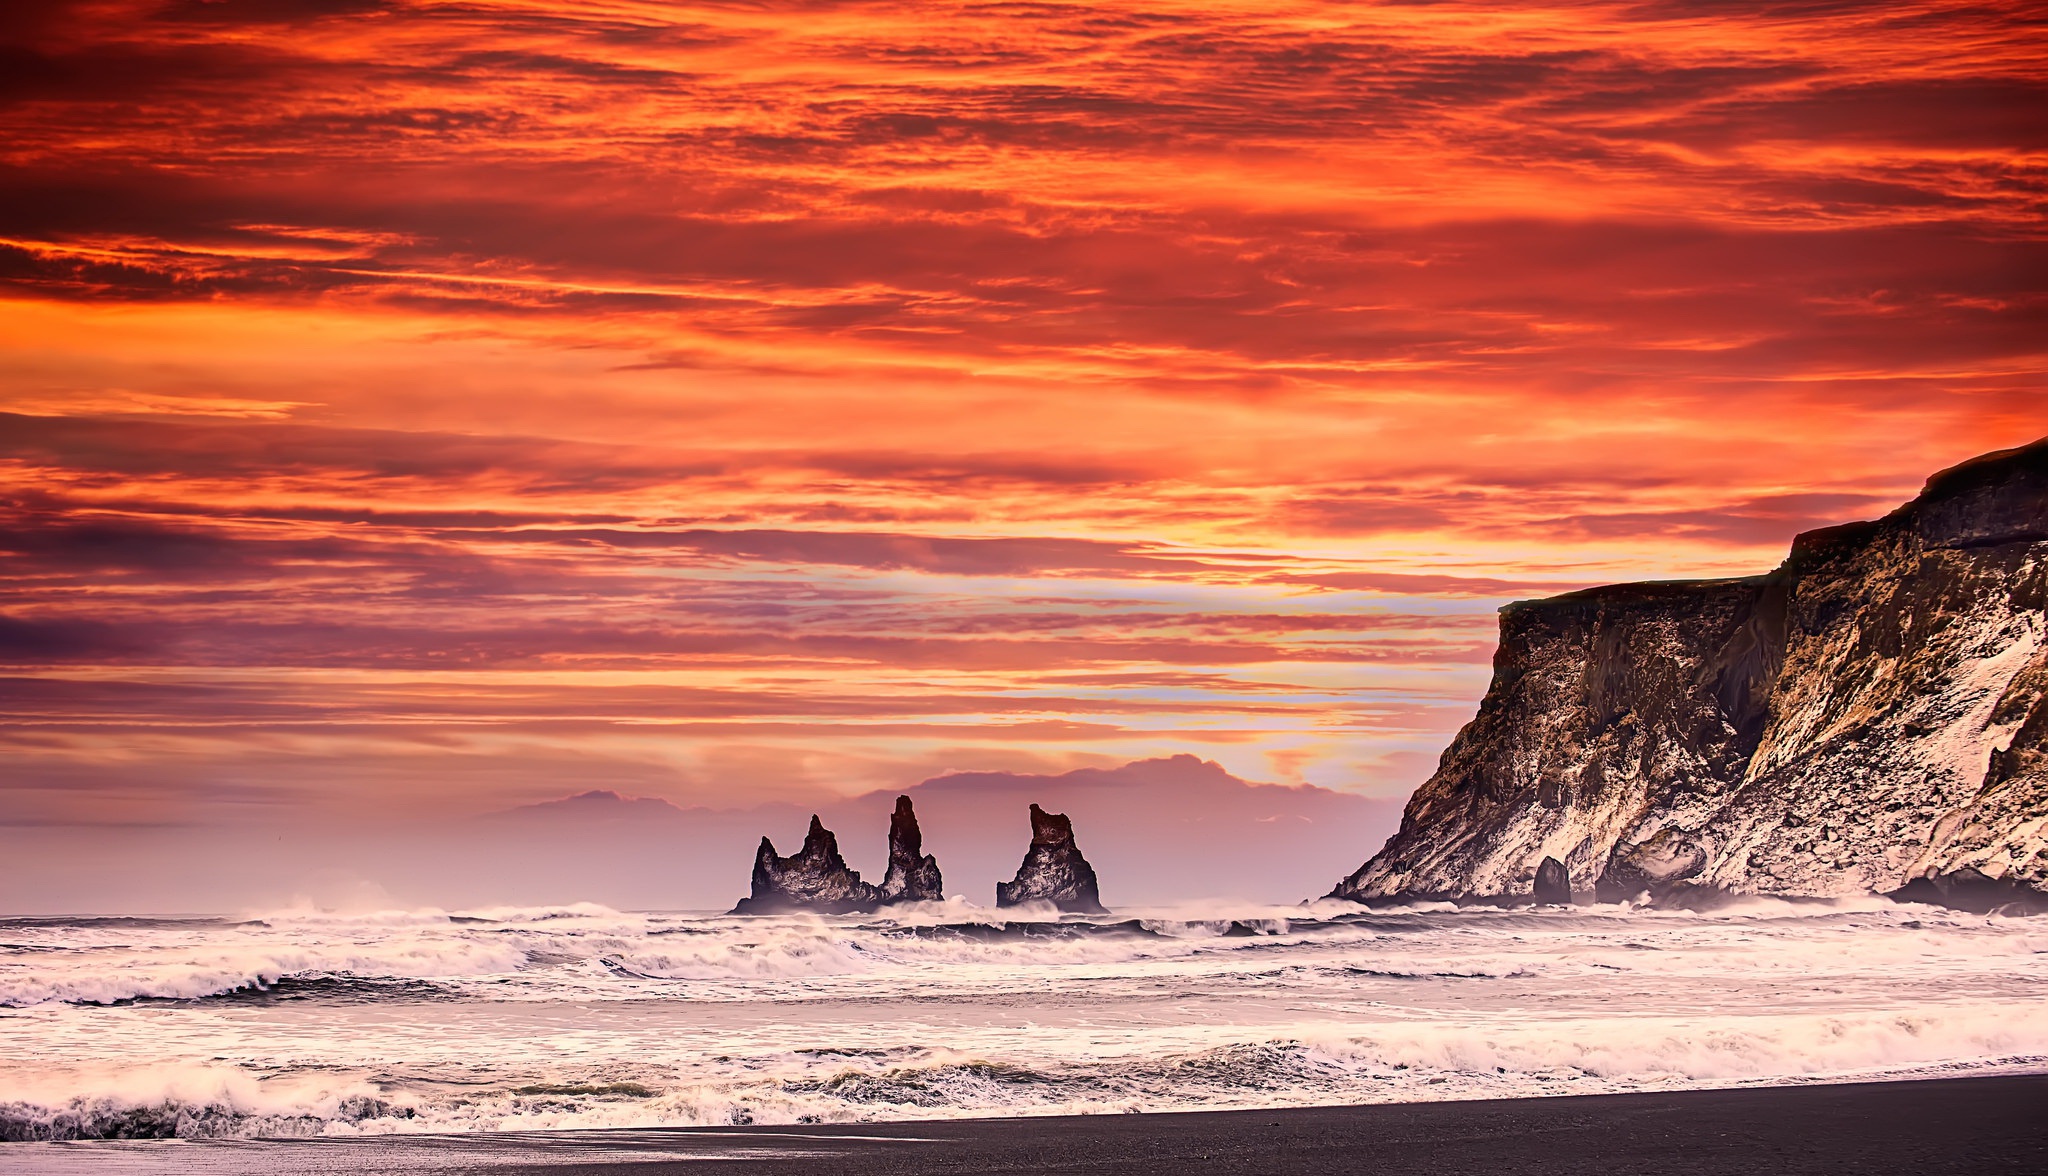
0,1 -> 2040,870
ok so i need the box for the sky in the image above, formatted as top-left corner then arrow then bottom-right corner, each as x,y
1,0 -> 2043,910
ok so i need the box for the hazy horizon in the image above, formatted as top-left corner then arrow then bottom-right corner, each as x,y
0,754 -> 1403,915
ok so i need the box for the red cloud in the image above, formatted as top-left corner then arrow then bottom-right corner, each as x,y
0,0 -> 2039,835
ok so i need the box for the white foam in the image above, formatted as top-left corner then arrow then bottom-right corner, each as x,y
0,1062 -> 401,1140
3,904 -> 2043,1137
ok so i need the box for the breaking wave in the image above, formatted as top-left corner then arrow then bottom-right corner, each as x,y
0,1066 -> 407,1142
5,1007 -> 2044,1139
3,900 -> 2045,1138
0,939 -> 532,1008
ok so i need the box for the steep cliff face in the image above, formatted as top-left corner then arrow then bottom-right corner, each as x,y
1332,439 -> 2048,911
996,804 -> 1107,913
878,795 -> 945,903
732,816 -> 880,914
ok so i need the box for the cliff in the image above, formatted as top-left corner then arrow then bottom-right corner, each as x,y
1331,438 -> 2048,912
996,804 -> 1107,913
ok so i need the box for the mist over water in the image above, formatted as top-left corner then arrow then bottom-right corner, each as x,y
2,900 -> 2045,1141
0,757 -> 1406,915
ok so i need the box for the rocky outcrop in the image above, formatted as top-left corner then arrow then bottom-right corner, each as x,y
1533,856 -> 1573,905
878,795 -> 944,903
732,800 -> 948,914
996,804 -> 1107,913
732,815 -> 879,914
1330,439 -> 2048,912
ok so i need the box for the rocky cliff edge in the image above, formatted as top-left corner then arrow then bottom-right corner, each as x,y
1330,438 -> 2048,913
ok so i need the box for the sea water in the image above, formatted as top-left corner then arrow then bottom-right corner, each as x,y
2,899 -> 2044,1140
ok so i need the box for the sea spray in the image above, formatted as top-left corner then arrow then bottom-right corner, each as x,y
2,901 -> 2044,1137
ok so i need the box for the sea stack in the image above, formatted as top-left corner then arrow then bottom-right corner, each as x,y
996,804 -> 1107,914
1328,439 -> 2048,913
732,815 -> 880,914
1532,856 -> 1572,905
878,795 -> 945,903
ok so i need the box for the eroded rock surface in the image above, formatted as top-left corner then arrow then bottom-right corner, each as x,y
1331,439 -> 2048,912
732,815 -> 879,914
1533,856 -> 1573,905
996,804 -> 1107,913
879,795 -> 945,903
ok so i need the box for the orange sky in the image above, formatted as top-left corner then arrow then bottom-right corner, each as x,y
1,0 -> 2043,836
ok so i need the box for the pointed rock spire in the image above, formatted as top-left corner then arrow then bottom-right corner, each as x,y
996,804 -> 1107,914
731,815 -> 881,914
879,795 -> 944,903
800,814 -> 836,858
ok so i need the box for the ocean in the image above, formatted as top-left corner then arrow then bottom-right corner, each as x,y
3,899 -> 2045,1142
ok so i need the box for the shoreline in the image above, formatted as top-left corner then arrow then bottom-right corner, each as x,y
13,1073 -> 2048,1174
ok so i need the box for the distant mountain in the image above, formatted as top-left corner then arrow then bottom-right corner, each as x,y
483,789 -> 699,824
1332,439 -> 2048,913
842,755 -> 1403,906
450,754 -> 1400,909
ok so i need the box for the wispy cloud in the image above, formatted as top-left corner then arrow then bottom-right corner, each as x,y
0,0 -> 2039,832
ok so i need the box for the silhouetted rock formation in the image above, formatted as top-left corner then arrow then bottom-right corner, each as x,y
732,815 -> 880,914
997,804 -> 1107,913
1330,438 -> 2048,914
732,801 -> 950,914
878,795 -> 945,903
1532,856 -> 1572,905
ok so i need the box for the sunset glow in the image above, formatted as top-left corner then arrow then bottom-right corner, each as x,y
3,0 -> 2042,846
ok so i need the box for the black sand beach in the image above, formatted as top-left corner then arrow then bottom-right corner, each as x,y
14,1074 -> 2047,1175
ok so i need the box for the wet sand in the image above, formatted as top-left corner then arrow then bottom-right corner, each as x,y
15,1073 -> 2048,1174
